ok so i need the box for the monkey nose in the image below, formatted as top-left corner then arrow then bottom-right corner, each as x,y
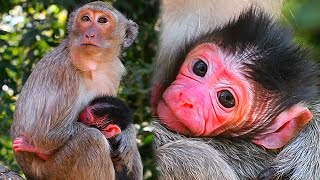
85,33 -> 95,38
178,92 -> 195,109
182,102 -> 194,109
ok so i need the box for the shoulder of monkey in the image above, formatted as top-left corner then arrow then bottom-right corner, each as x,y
153,121 -> 239,180
11,39 -> 82,141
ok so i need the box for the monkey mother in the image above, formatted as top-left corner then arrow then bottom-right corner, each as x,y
11,2 -> 139,180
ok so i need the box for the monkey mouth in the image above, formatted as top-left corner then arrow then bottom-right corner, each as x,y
157,99 -> 204,136
81,43 -> 100,48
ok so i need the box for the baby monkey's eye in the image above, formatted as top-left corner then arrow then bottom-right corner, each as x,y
193,59 -> 207,77
218,90 -> 235,108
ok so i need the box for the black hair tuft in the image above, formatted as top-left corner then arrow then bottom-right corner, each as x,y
90,95 -> 133,130
174,8 -> 318,110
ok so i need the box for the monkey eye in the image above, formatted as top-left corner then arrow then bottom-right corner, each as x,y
218,90 -> 235,108
81,15 -> 90,22
98,17 -> 108,24
192,59 -> 207,77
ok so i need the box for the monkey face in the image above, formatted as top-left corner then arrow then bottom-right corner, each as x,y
78,107 -> 99,127
156,42 -> 313,149
157,43 -> 252,137
74,8 -> 116,49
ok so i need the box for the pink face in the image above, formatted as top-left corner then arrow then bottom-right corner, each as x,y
157,43 -> 253,137
79,107 -> 96,126
78,107 -> 121,139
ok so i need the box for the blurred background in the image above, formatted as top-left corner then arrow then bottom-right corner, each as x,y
0,0 -> 319,179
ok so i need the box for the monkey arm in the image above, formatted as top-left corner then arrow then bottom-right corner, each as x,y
154,122 -> 278,179
153,122 -> 239,180
110,124 -> 143,180
11,45 -> 83,153
12,117 -> 83,161
208,137 -> 277,179
27,96 -> 81,153
12,136 -> 53,161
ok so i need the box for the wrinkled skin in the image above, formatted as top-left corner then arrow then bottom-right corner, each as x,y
157,43 -> 312,149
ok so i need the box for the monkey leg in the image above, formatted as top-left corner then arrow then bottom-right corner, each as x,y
16,123 -> 115,180
13,136 -> 53,161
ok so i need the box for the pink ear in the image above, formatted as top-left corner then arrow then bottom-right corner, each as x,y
151,84 -> 164,115
102,124 -> 122,138
252,105 -> 312,149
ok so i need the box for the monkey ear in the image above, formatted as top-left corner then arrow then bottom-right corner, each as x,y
252,105 -> 313,149
123,20 -> 138,48
151,84 -> 165,115
103,124 -> 122,138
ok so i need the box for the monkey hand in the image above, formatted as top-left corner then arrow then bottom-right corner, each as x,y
109,131 -> 131,166
257,166 -> 278,180
109,124 -> 143,180
13,136 -> 54,161
257,166 -> 290,180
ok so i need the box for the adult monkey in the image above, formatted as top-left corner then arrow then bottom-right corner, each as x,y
11,1 -> 142,180
14,95 -> 142,179
152,4 -> 320,180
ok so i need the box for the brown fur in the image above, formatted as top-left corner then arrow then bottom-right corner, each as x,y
11,2 -> 139,179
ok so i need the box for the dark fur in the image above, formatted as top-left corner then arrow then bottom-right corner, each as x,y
87,96 -> 141,180
174,9 -> 318,106
154,9 -> 320,180
165,9 -> 318,136
89,96 -> 133,130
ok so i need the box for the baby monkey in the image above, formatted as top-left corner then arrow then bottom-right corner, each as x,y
14,96 -> 141,179
79,96 -> 141,180
79,96 -> 133,140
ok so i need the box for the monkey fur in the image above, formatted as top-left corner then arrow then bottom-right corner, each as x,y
153,9 -> 319,180
152,0 -> 284,97
11,1 -> 140,180
79,96 -> 143,180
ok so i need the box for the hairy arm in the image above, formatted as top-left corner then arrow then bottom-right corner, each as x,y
153,122 -> 239,180
110,124 -> 143,180
11,42 -> 83,152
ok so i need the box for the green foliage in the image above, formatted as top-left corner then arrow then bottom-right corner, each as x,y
282,0 -> 320,58
0,0 -> 158,179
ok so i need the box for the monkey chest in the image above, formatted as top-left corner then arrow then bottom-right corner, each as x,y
81,71 -> 120,97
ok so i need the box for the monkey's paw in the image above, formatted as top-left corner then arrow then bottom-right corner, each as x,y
13,136 -> 52,161
257,166 -> 289,180
13,136 -> 35,153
